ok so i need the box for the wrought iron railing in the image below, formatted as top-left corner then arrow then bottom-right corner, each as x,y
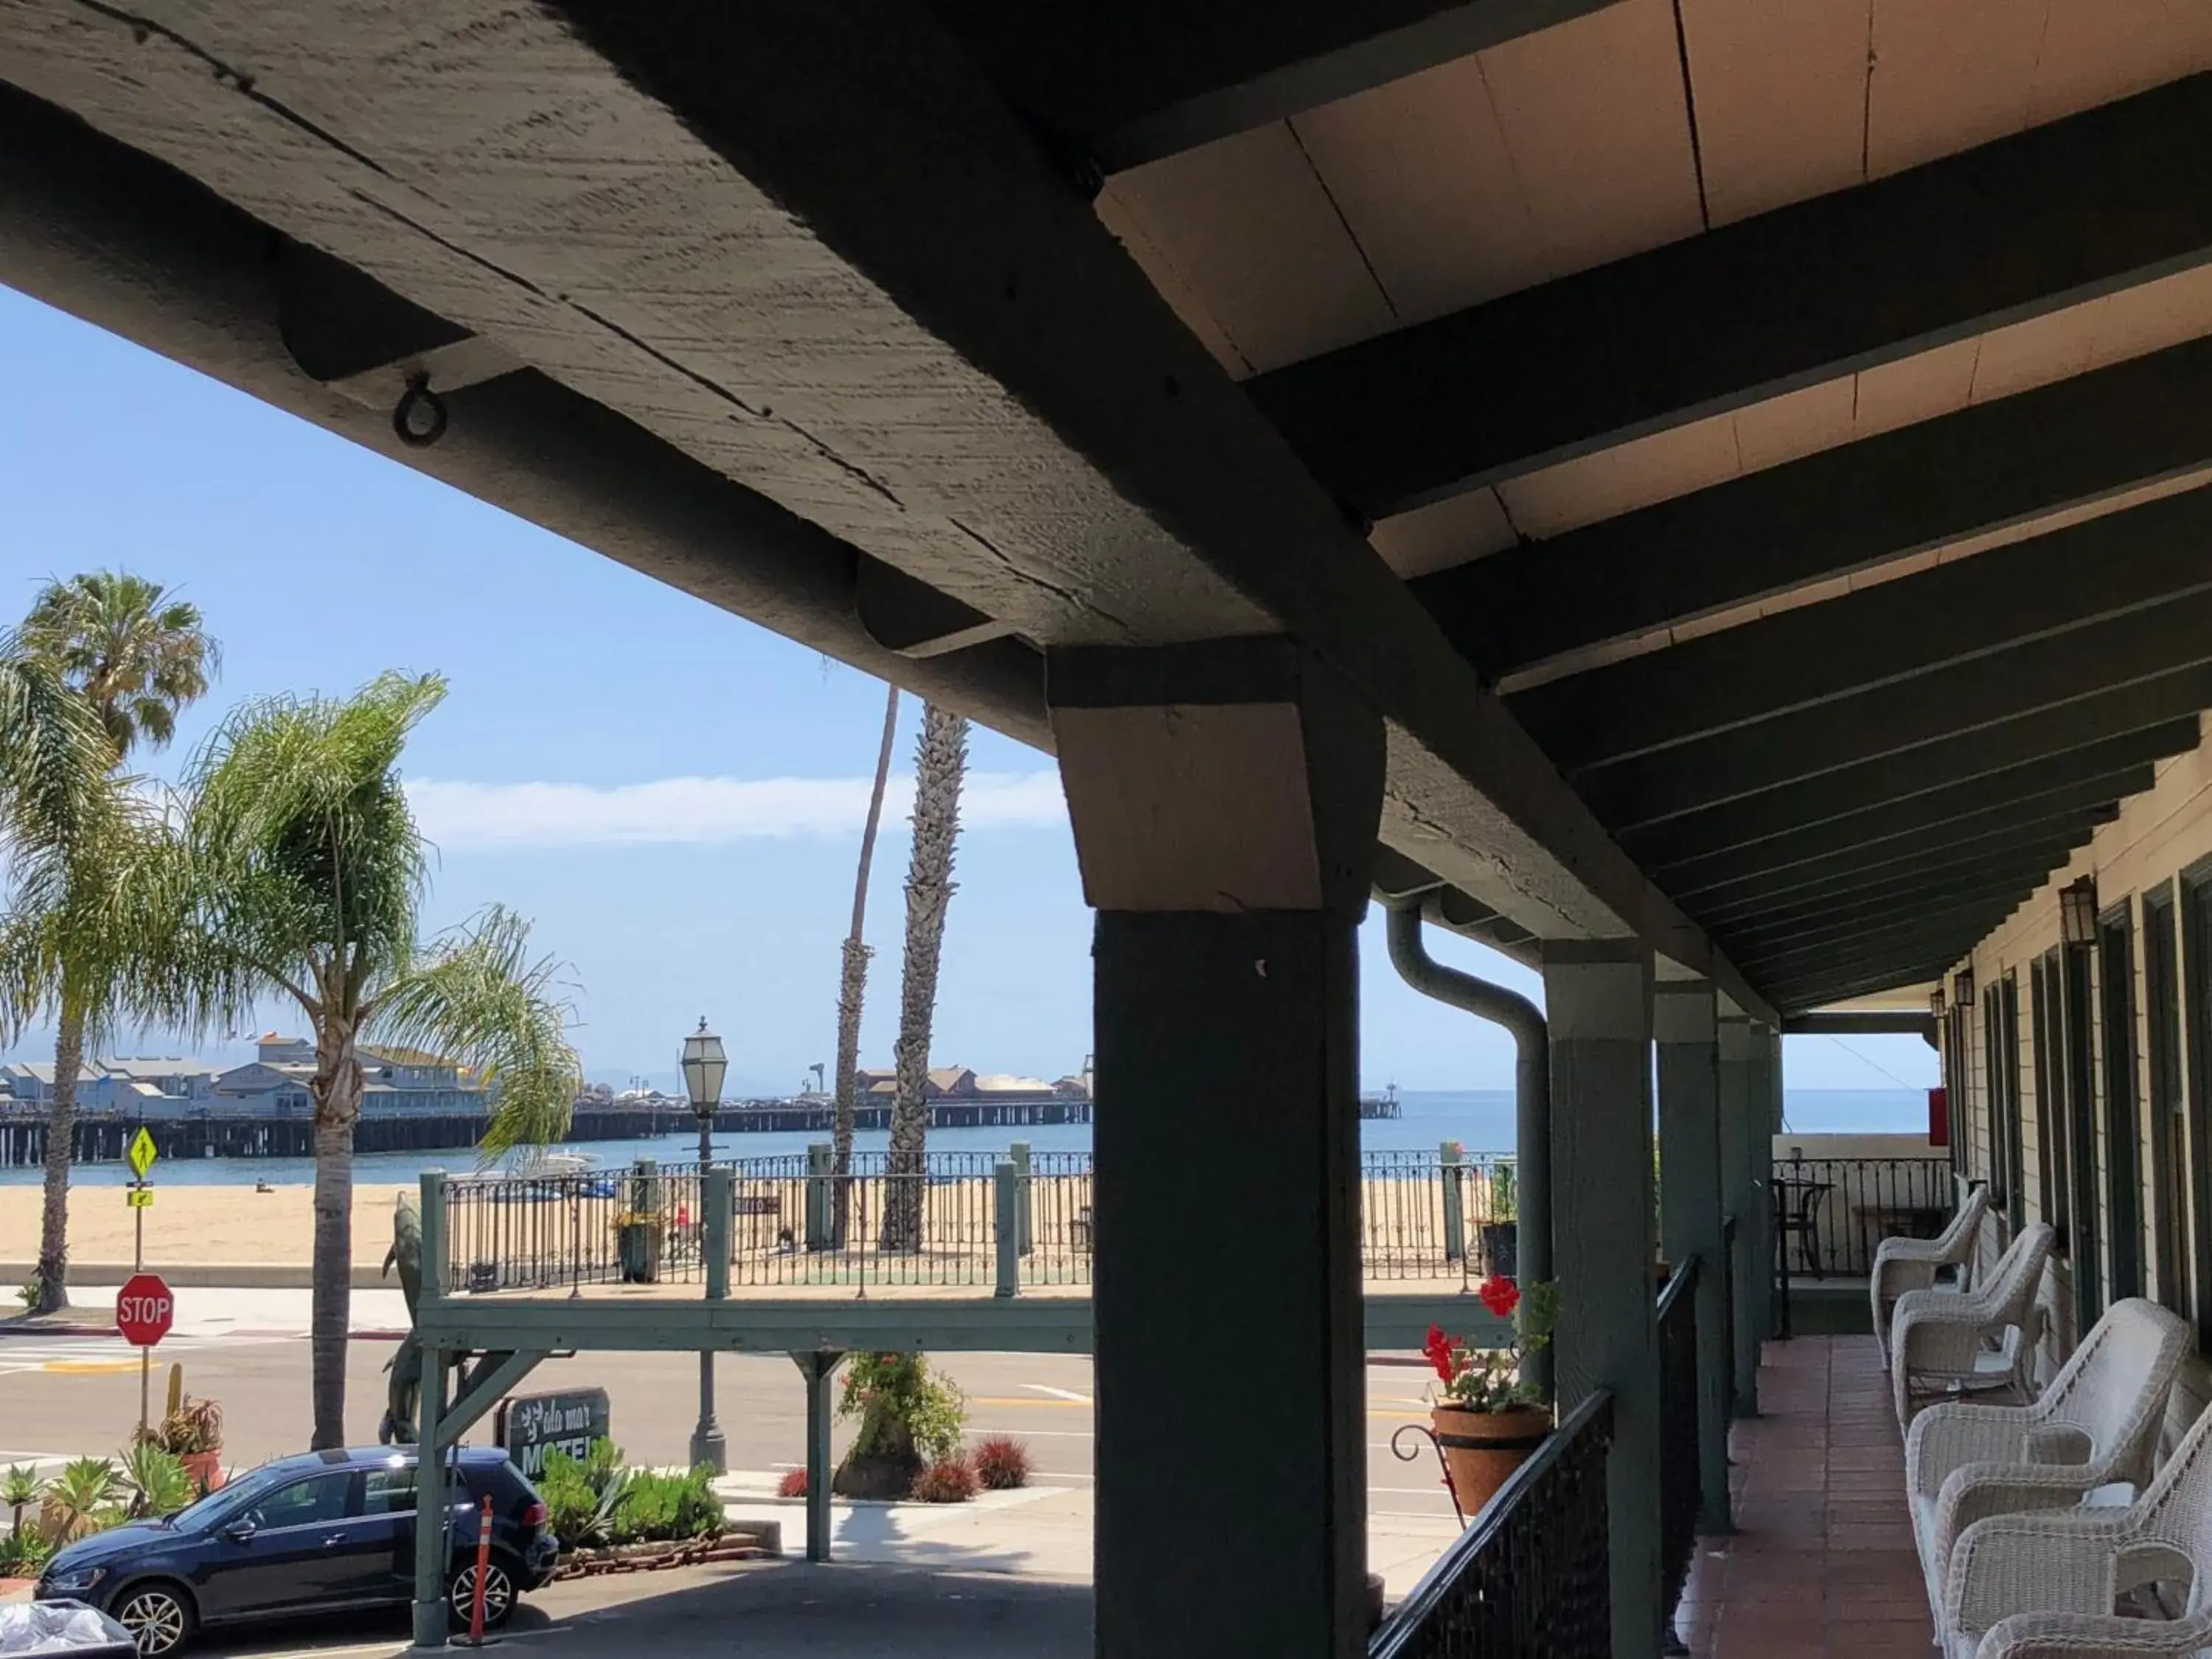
444,1146 -> 1517,1294
1656,1256 -> 1702,1644
1771,1155 -> 1953,1279
1719,1214 -> 1738,1422
1369,1391 -> 1615,1659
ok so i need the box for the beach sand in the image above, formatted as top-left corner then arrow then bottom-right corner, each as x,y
1,1182 -> 411,1270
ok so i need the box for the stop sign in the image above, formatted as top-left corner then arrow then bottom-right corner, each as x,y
115,1273 -> 173,1348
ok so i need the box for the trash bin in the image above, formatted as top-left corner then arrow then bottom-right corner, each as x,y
0,1601 -> 136,1658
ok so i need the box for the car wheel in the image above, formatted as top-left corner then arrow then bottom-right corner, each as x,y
448,1559 -> 516,1630
112,1582 -> 195,1658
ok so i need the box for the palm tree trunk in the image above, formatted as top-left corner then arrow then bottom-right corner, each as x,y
832,684 -> 900,1245
33,997 -> 85,1315
308,1032 -> 363,1450
885,705 -> 967,1253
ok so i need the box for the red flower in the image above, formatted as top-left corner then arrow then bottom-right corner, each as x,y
1478,1276 -> 1521,1320
1422,1323 -> 1459,1384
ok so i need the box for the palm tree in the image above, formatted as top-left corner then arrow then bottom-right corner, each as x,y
831,683 -> 899,1242
147,672 -> 582,1447
883,703 -> 967,1252
4,572 -> 214,1316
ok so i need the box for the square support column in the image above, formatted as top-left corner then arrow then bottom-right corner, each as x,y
1747,1023 -> 1780,1342
1544,939 -> 1660,1659
1050,639 -> 1382,1659
1655,981 -> 1732,1535
1717,1011 -> 1759,1415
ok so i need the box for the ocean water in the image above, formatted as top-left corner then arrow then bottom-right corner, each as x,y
0,1087 -> 1932,1188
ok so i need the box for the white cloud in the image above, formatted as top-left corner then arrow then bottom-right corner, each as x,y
404,771 -> 1068,851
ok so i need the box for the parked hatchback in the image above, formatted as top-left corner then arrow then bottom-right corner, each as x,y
36,1447 -> 557,1656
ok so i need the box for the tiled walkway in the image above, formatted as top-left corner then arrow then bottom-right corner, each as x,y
1676,1335 -> 1933,1658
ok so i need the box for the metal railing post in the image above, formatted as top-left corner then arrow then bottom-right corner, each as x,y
419,1168 -> 448,1301
1010,1140 -> 1033,1256
705,1168 -> 732,1301
806,1141 -> 832,1251
1439,1141 -> 1466,1265
994,1161 -> 1020,1298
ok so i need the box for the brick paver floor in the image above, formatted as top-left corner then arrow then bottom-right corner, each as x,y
1674,1335 -> 1933,1658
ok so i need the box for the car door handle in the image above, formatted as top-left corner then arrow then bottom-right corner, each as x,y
322,1534 -> 348,1547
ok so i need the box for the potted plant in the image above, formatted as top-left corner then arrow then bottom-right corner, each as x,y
1479,1161 -> 1518,1279
1423,1276 -> 1557,1520
150,1398 -> 224,1492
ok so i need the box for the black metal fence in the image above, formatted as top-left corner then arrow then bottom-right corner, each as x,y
1656,1257 -> 1701,1641
444,1147 -> 1516,1295
1770,1156 -> 1953,1279
1370,1392 -> 1615,1659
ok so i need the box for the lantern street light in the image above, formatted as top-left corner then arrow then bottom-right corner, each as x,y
2059,876 -> 2100,947
683,1017 -> 728,1474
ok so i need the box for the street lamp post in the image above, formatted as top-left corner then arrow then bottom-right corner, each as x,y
682,1018 -> 728,1474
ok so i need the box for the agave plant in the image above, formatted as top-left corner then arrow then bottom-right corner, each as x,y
1,1466 -> 42,1540
119,1442 -> 194,1519
43,1457 -> 119,1543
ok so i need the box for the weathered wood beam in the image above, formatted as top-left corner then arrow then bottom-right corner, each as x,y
935,0 -> 1629,172
1249,72 -> 2212,518
1413,337 -> 2212,678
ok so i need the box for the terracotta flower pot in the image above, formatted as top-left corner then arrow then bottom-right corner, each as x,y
1430,1403 -> 1551,1520
181,1450 -> 224,1493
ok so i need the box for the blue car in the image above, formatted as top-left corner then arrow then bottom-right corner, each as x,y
36,1447 -> 558,1657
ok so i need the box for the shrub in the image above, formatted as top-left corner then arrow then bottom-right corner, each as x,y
838,1353 -> 967,1463
911,1457 -> 977,1504
970,1435 -> 1030,1491
540,1440 -> 632,1551
13,1278 -> 35,1314
776,1468 -> 807,1499
612,1467 -> 721,1545
0,1528 -> 52,1577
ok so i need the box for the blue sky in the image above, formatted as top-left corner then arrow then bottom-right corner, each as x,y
0,285 -> 1936,1097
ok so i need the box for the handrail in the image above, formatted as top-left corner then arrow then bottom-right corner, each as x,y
1656,1251 -> 1700,1318
1371,1389 -> 1615,1658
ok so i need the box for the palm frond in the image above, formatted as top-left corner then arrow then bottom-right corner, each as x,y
369,903 -> 582,1163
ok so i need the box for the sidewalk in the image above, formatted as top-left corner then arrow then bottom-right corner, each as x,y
0,1286 -> 410,1340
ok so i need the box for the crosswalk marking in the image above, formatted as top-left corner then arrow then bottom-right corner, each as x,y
0,1334 -> 265,1377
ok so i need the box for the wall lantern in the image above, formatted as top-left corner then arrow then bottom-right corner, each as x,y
2059,876 -> 2100,947
1952,967 -> 1974,1007
1929,986 -> 1946,1020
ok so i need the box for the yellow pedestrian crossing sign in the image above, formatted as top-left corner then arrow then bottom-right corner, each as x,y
126,1128 -> 157,1181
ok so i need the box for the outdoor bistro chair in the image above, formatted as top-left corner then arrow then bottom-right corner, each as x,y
1940,1387 -> 2212,1659
1874,1183 -> 1992,1365
1892,1222 -> 2055,1426
1906,1297 -> 2189,1618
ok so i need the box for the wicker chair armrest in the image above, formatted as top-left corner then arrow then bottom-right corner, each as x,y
1910,1407 -> 2037,1499
1934,1462 -> 2110,1567
1976,1608 -> 2212,1659
1945,1511 -> 2132,1637
1877,1236 -> 1961,1268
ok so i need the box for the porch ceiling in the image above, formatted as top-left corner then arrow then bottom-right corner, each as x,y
2,0 -> 2204,1012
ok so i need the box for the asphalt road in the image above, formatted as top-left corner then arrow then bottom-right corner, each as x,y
0,1330 -> 1458,1512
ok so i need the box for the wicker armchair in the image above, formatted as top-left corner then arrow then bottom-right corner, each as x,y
1907,1298 -> 2188,1614
1941,1382 -> 2212,1659
1874,1183 -> 1990,1363
1892,1222 -> 2055,1425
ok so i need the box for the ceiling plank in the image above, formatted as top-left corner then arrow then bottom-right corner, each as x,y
1509,485 -> 2212,768
1652,766 -> 2152,894
1622,713 -> 2202,868
1247,71 -> 2212,518
1693,849 -> 2099,939
1717,875 -> 2053,958
1413,335 -> 2212,678
1577,590 -> 2212,828
933,0 -> 1631,172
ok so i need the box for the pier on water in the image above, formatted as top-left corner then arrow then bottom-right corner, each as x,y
0,1096 -> 1093,1166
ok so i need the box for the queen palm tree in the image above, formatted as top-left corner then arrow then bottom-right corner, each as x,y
147,672 -> 582,1446
7,576 -> 216,1315
883,703 -> 967,1252
831,683 -> 899,1242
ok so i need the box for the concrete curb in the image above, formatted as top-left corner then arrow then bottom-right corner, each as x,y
0,1262 -> 389,1290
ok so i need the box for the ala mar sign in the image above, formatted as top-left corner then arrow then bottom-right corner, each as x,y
495,1388 -> 611,1479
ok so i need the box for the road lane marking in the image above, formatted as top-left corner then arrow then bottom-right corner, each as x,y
1021,1383 -> 1093,1403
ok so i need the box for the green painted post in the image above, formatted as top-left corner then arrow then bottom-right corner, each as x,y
1717,1012 -> 1760,1416
1010,1141 -> 1034,1256
790,1352 -> 841,1561
411,1340 -> 448,1649
418,1169 -> 448,1301
805,1141 -> 832,1251
995,1161 -> 1020,1297
1655,982 -> 1733,1535
705,1168 -> 732,1301
1439,1141 -> 1466,1265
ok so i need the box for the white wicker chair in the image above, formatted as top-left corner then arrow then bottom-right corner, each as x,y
1941,1386 -> 2212,1659
1874,1183 -> 1991,1363
1893,1222 -> 2055,1425
1907,1298 -> 2189,1615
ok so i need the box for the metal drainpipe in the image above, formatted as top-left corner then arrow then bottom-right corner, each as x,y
1382,901 -> 1551,1390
